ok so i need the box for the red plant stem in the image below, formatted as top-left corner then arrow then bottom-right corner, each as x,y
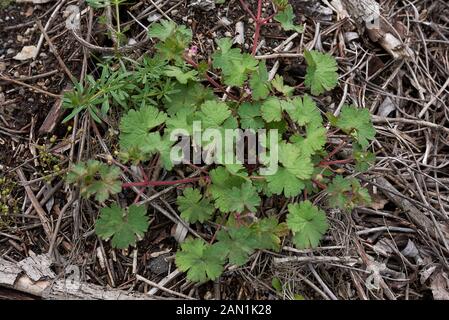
313,179 -> 327,190
251,0 -> 264,55
261,13 -> 276,24
323,140 -> 348,162
252,23 -> 262,55
256,0 -> 263,20
239,0 -> 272,56
184,56 -> 239,101
133,166 -> 150,203
122,176 -> 209,188
239,0 -> 256,20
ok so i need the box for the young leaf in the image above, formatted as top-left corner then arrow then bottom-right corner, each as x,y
271,75 -> 294,97
238,102 -> 265,129
148,20 -> 177,41
286,201 -> 328,249
353,143 -> 376,172
304,50 -> 338,96
95,204 -> 149,249
335,105 -> 376,149
215,226 -> 255,266
261,97 -> 283,122
249,61 -> 270,100
164,82 -> 215,116
248,217 -> 288,251
149,20 -> 192,63
177,188 -> 215,223
291,125 -> 327,157
197,100 -> 232,128
327,175 -> 372,210
175,238 -> 225,283
164,66 -> 198,84
274,5 -> 303,33
66,160 -> 122,203
119,105 -> 167,150
266,167 -> 305,197
287,95 -> 322,128
278,142 -> 314,180
212,38 -> 258,86
213,181 -> 261,213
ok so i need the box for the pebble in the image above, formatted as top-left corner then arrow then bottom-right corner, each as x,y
6,49 -> 15,55
147,254 -> 170,275
0,62 -> 6,72
224,31 -> 232,37
13,71 -> 20,77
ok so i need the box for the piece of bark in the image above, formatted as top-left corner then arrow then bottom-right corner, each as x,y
38,83 -> 72,135
339,0 -> 414,59
0,255 -> 158,300
295,0 -> 333,20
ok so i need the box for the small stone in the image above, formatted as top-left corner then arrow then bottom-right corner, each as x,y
6,48 -> 15,55
13,45 -> 38,61
224,31 -> 232,37
147,13 -> 162,22
0,62 -> 6,72
13,71 -> 20,78
147,254 -> 170,275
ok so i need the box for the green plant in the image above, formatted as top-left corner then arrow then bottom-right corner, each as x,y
95,204 -> 149,248
64,12 -> 376,283
0,176 -> 19,219
66,160 -> 122,203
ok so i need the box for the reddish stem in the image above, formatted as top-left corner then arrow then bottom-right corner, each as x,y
184,55 -> 239,101
252,23 -> 262,55
239,0 -> 271,56
312,179 -> 327,190
122,176 -> 209,188
261,13 -> 276,24
239,0 -> 256,20
323,140 -> 348,162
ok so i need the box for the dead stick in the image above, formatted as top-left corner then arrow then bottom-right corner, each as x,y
36,20 -> 76,83
16,169 -> 52,240
0,75 -> 61,98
